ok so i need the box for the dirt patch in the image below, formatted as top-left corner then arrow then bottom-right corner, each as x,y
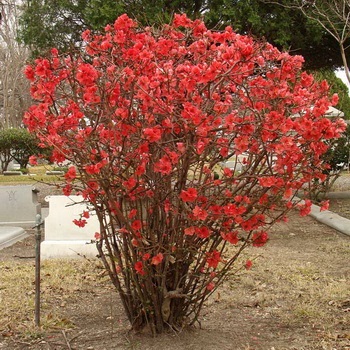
1,183 -> 350,350
329,198 -> 350,220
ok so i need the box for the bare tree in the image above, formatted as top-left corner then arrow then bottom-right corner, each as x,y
0,0 -> 31,129
264,1 -> 350,83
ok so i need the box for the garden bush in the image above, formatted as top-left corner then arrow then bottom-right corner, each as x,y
0,128 -> 41,171
24,14 -> 346,334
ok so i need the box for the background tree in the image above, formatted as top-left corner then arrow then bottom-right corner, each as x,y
0,128 -> 41,171
205,0 -> 346,70
0,128 -> 12,171
265,1 -> 350,82
8,128 -> 41,168
18,0 -> 206,57
18,0 -> 89,57
312,69 -> 350,118
0,0 -> 32,128
18,0 -> 348,70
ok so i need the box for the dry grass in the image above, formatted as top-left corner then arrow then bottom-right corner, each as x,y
218,236 -> 350,346
1,212 -> 349,349
0,165 -> 64,185
0,258 -> 106,339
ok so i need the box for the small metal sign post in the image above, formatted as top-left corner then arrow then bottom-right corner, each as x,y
34,213 -> 44,327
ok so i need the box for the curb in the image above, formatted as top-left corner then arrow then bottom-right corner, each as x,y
325,191 -> 350,199
309,202 -> 350,237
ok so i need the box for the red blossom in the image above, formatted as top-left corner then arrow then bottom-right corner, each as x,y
65,166 -> 77,182
62,184 -> 72,196
252,231 -> 269,247
144,127 -> 162,142
29,155 -> 38,166
73,219 -> 87,228
76,63 -> 99,86
221,231 -> 239,245
142,253 -> 151,261
131,220 -> 142,231
180,188 -> 198,202
154,156 -> 172,175
206,282 -> 215,291
245,260 -> 253,270
134,261 -> 146,275
206,250 -> 221,268
320,200 -> 329,212
184,226 -> 196,236
192,206 -> 208,220
197,226 -> 210,239
24,65 -> 35,81
94,232 -> 101,240
299,199 -> 312,217
128,209 -> 138,219
151,253 -> 164,265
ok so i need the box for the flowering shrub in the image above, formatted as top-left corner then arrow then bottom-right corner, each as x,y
24,14 -> 346,334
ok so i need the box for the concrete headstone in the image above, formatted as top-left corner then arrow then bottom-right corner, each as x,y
0,226 -> 27,250
41,195 -> 100,259
0,185 -> 41,226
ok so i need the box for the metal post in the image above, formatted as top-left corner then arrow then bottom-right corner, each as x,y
34,214 -> 43,327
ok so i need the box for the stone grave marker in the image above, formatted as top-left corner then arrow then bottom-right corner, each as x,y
0,226 -> 27,250
41,195 -> 100,259
0,185 -> 41,227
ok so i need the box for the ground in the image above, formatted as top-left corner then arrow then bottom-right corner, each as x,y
1,182 -> 350,350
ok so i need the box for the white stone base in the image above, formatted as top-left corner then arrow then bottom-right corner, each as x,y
41,240 -> 98,259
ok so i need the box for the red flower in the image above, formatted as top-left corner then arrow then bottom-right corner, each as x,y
76,63 -> 99,86
206,250 -> 221,268
252,231 -> 269,247
73,219 -> 87,228
94,232 -> 101,240
134,261 -> 145,275
85,163 -> 103,175
29,155 -> 38,166
299,199 -> 312,217
206,282 -> 215,291
143,127 -> 162,142
62,184 -> 72,196
245,260 -> 253,270
151,253 -> 164,265
320,200 -> 329,212
197,226 -> 211,239
180,188 -> 198,202
123,177 -> 137,190
221,231 -> 239,245
87,181 -> 99,190
131,220 -> 142,231
154,156 -> 172,175
173,13 -> 193,28
24,65 -> 35,81
193,206 -> 208,220
184,226 -> 196,236
65,166 -> 77,182
128,209 -> 138,219
82,210 -> 90,218
142,253 -> 151,261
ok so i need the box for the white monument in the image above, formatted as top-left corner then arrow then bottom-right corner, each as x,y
41,195 -> 100,259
